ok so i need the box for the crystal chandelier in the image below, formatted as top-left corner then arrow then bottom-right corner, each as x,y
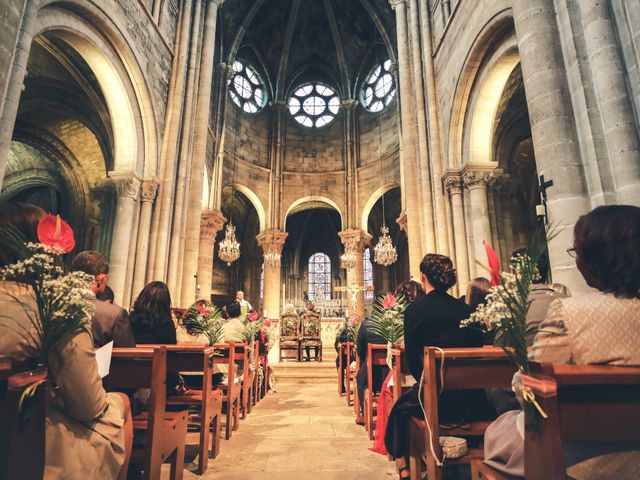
374,226 -> 397,266
340,237 -> 358,269
219,222 -> 240,266
264,243 -> 281,268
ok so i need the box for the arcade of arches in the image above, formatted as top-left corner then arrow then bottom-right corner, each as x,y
2,0 -> 640,344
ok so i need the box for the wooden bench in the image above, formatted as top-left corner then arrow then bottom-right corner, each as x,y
107,347 -> 188,480
260,342 -> 270,399
390,346 -> 411,403
238,343 -> 254,419
341,342 -> 356,407
408,347 -> 516,480
211,343 -> 241,439
138,343 -> 222,475
471,362 -> 640,480
1,362 -> 46,479
364,344 -> 389,439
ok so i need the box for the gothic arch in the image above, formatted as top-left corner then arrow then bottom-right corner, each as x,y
360,182 -> 400,233
284,196 -> 343,229
225,182 -> 267,232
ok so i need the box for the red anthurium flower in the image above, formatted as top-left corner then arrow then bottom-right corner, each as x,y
264,320 -> 271,328
383,293 -> 397,309
37,214 -> 75,253
483,240 -> 501,286
197,304 -> 206,314
248,310 -> 259,322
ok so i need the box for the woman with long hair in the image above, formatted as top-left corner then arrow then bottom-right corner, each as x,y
465,277 -> 491,312
129,281 -> 176,344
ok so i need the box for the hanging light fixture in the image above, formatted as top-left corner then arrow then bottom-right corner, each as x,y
264,237 -> 281,268
219,76 -> 242,267
373,63 -> 397,267
340,236 -> 358,270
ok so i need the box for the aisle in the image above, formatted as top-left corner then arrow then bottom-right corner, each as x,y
178,360 -> 397,479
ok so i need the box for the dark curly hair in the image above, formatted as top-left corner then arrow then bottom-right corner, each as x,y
419,254 -> 457,291
573,205 -> 640,299
394,280 -> 426,303
0,202 -> 46,267
130,281 -> 173,330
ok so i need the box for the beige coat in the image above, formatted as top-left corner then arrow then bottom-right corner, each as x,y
0,282 -> 125,479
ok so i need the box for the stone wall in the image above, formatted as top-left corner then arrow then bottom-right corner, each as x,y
283,113 -> 345,173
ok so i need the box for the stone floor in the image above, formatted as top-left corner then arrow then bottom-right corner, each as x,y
167,360 -> 397,480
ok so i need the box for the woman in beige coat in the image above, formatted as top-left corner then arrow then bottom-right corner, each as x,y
0,203 -> 132,479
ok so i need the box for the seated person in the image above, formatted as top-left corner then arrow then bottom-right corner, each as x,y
300,302 -> 321,361
483,205 -> 640,479
70,251 -> 136,348
0,202 -> 132,479
355,316 -> 388,425
384,254 -> 491,479
97,285 -> 115,304
213,301 -> 245,383
177,299 -> 212,344
129,281 -> 176,345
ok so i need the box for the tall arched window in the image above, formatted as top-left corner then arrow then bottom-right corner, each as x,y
364,248 -> 374,299
308,252 -> 331,301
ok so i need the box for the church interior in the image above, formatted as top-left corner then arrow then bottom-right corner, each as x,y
0,0 -> 639,479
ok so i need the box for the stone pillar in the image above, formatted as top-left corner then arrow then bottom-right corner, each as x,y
578,0 -> 640,206
512,0 -> 590,291
443,172 -> 470,294
109,173 -> 141,306
389,0 -> 423,279
462,167 -> 493,271
181,0 -> 224,307
197,210 -> 226,302
132,178 -> 159,299
342,99 -> 359,228
338,229 -> 371,319
256,230 -> 288,320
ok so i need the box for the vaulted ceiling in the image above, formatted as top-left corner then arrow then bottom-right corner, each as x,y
218,0 -> 396,101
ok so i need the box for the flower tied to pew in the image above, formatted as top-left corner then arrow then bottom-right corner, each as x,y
461,225 -> 556,431
369,293 -> 407,346
184,302 -> 224,346
0,214 -> 93,405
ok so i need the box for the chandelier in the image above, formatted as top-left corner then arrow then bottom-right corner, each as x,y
340,237 -> 358,269
219,222 -> 240,266
374,226 -> 397,266
264,245 -> 281,268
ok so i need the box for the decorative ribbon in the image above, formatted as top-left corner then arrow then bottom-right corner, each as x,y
519,385 -> 549,419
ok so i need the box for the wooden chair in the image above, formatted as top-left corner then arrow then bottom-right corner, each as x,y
1,363 -> 47,480
137,343 -> 222,475
300,310 -> 322,362
337,342 -> 346,395
279,313 -> 301,362
364,344 -> 389,440
239,343 -> 254,418
211,343 -> 241,440
408,347 -> 517,480
260,342 -> 270,399
107,347 -> 188,480
342,342 -> 356,407
353,351 -> 361,416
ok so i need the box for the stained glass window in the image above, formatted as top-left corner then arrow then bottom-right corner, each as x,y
364,248 -> 374,299
308,252 -> 331,301
289,83 -> 340,128
361,59 -> 396,112
228,60 -> 267,113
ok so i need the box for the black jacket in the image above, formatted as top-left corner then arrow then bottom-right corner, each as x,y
403,289 -> 483,382
356,319 -> 388,390
91,300 -> 136,348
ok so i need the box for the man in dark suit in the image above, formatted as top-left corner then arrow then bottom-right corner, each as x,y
71,251 -> 136,348
355,318 -> 388,425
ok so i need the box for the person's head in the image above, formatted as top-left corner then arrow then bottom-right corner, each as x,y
283,303 -> 296,315
0,202 -> 46,267
394,280 -> 426,303
572,205 -> 640,298
97,285 -> 115,304
70,250 -> 110,295
465,277 -> 491,311
305,302 -> 314,311
419,254 -> 457,293
131,281 -> 172,329
236,290 -> 244,301
226,300 -> 241,319
511,247 -> 550,284
182,299 -> 212,334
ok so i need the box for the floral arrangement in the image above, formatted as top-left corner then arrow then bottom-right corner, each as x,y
184,302 -> 224,346
368,293 -> 408,345
460,226 -> 553,429
0,214 -> 94,366
345,313 -> 361,342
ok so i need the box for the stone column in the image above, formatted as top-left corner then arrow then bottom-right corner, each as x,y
132,178 -> 159,299
197,209 -> 226,302
578,0 -> 640,206
256,230 -> 288,320
512,0 -> 590,291
443,172 -> 470,294
338,229 -> 371,319
389,0 -> 424,279
109,173 -> 141,306
341,99 -> 359,228
181,0 -> 224,307
462,167 -> 494,271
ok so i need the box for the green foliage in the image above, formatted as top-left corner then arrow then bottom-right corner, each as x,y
184,303 -> 224,346
368,294 -> 408,345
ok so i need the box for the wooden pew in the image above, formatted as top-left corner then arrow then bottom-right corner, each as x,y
260,342 -> 270,399
343,342 -> 356,407
337,342 -> 346,396
239,343 -> 253,418
212,343 -> 241,439
364,344 -> 389,439
107,347 -> 188,480
252,340 -> 260,406
1,364 -> 47,480
408,347 -> 516,480
137,343 -> 222,475
353,349 -> 361,415
390,346 -> 411,403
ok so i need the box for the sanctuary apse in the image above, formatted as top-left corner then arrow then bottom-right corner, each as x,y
1,0 -> 639,332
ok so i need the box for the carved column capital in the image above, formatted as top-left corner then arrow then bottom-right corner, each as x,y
442,170 -> 464,195
341,99 -> 358,110
256,229 -> 288,255
389,0 -> 406,10
140,178 -> 159,203
210,0 -> 225,6
216,62 -> 236,78
271,100 -> 287,110
395,211 -> 408,233
461,166 -> 495,190
338,229 -> 371,254
110,172 -> 141,200
200,210 -> 226,239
